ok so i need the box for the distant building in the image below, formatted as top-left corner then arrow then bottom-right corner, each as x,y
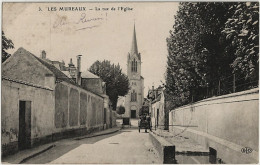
81,71 -> 106,95
117,96 -> 126,107
124,25 -> 144,118
147,86 -> 165,129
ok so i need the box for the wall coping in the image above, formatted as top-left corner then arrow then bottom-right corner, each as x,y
170,88 -> 259,112
61,81 -> 104,99
149,132 -> 176,164
172,126 -> 258,162
2,76 -> 54,91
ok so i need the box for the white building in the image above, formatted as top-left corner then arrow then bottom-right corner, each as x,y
124,25 -> 144,118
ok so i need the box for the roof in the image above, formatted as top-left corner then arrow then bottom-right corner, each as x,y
130,24 -> 141,60
152,94 -> 162,104
81,70 -> 100,79
33,54 -> 76,85
12,47 -> 104,98
62,71 -> 72,78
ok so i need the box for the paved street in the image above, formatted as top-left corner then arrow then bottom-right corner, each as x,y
23,120 -> 160,164
3,119 -> 213,164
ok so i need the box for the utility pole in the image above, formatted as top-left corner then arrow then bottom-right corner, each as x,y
218,80 -> 221,95
233,74 -> 236,93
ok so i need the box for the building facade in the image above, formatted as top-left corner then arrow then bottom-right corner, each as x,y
124,25 -> 144,118
1,47 -> 116,156
147,86 -> 165,129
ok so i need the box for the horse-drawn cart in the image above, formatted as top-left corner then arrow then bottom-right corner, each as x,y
138,116 -> 152,132
138,106 -> 152,132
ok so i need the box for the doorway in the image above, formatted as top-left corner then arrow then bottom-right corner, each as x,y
156,109 -> 159,127
104,108 -> 106,124
131,110 -> 136,118
18,101 -> 31,150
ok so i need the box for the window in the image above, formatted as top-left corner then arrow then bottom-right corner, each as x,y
131,90 -> 137,102
131,59 -> 137,72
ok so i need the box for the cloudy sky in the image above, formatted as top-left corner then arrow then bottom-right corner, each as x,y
3,2 -> 179,95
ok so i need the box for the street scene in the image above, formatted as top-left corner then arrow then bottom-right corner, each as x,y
3,120 -> 212,164
2,2 -> 259,164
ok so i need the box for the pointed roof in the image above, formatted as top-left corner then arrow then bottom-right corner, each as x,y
130,24 -> 140,60
131,24 -> 138,55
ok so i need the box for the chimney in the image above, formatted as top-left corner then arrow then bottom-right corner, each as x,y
76,55 -> 82,85
41,50 -> 46,59
69,58 -> 73,66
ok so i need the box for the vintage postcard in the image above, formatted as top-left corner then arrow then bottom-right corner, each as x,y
1,1 -> 259,164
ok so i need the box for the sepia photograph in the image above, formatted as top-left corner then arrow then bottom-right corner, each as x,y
1,1 -> 259,164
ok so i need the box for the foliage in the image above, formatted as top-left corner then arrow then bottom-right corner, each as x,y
222,2 -> 259,80
116,105 -> 125,115
89,60 -> 130,110
165,2 -> 258,108
2,31 -> 14,63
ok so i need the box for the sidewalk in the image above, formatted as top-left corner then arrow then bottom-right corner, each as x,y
152,129 -> 211,164
153,129 -> 208,153
2,126 -> 121,164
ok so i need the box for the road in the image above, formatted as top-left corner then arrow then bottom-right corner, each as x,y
24,120 -> 160,164
22,119 -> 210,164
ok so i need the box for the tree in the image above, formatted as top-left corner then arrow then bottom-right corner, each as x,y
116,105 -> 125,116
222,2 -> 259,80
2,31 -> 14,63
166,2 -> 259,108
165,2 -> 236,107
89,60 -> 130,110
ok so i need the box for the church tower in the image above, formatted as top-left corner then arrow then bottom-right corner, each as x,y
125,24 -> 144,118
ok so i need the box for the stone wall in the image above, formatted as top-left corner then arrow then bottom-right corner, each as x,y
103,96 -> 111,129
1,47 -> 118,157
112,111 -> 117,127
54,81 -> 104,133
1,79 -> 55,156
81,78 -> 103,94
169,88 -> 259,164
2,79 -> 118,157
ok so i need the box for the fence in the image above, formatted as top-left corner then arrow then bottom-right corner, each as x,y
191,73 -> 258,103
157,73 -> 259,131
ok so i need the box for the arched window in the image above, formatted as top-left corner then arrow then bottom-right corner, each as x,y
131,61 -> 134,72
131,59 -> 137,72
131,90 -> 137,102
135,60 -> 137,72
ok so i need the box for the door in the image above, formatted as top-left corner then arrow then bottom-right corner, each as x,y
18,101 -> 31,150
104,108 -> 106,124
131,110 -> 136,118
156,109 -> 159,127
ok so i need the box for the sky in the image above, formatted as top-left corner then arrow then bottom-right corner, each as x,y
3,2 -> 179,95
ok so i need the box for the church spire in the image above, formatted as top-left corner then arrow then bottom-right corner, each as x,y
131,23 -> 138,55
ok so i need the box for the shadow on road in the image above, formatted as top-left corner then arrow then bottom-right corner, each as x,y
121,127 -> 152,134
22,131 -> 122,164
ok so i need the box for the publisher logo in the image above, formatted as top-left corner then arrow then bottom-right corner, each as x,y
241,147 -> 253,154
